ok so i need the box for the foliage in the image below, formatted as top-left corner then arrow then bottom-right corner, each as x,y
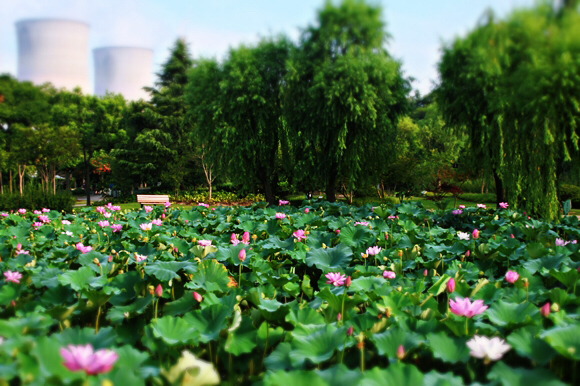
0,191 -> 75,212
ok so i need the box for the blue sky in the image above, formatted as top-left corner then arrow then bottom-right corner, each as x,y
0,0 -> 536,95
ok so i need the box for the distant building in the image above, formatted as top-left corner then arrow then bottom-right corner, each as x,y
16,19 -> 90,92
94,47 -> 153,101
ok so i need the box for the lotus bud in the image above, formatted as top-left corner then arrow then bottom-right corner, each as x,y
423,269 -> 428,277
108,255 -> 113,263
472,229 -> 479,239
193,291 -> 203,302
155,284 -> 163,297
242,232 -> 250,243
252,234 -> 258,241
304,208 -> 310,213
446,278 -> 456,293
466,250 -> 470,257
541,302 -> 550,317
239,249 -> 247,263
148,285 -> 155,295
337,313 -> 342,321
385,232 -> 389,240
345,276 -> 352,287
551,303 -> 560,313
336,229 -> 340,234
396,345 -> 405,360
322,243 -> 327,249
347,326 -> 354,336
511,234 -> 515,238
93,258 -> 100,265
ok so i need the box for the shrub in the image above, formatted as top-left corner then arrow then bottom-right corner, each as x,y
0,191 -> 76,212
458,193 -> 497,203
560,184 -> 580,207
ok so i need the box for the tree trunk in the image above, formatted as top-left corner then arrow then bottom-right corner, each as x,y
481,179 -> 485,194
17,164 -> 26,195
0,169 -> 3,194
9,169 -> 13,193
64,170 -> 71,191
84,151 -> 91,206
493,169 -> 505,207
262,177 -> 276,206
326,164 -> 338,202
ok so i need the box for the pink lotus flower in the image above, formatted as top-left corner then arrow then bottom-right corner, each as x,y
499,202 -> 509,209
239,249 -> 247,262
355,221 -> 369,226
96,207 -> 106,214
32,221 -> 43,229
242,232 -> 250,244
144,206 -> 153,213
541,302 -> 550,317
505,271 -> 519,283
477,204 -> 486,209
18,209 -> 26,214
388,215 -> 398,220
197,240 -> 212,247
111,224 -> 122,233
1,213 -> 8,217
459,205 -> 466,209
193,291 -> 203,302
165,201 -> 171,208
34,210 -> 42,215
42,208 -> 50,213
152,219 -> 162,226
279,200 -> 290,206
449,297 -> 488,318
111,205 -> 121,211
4,270 -> 23,284
60,344 -> 118,375
62,220 -> 71,225
345,276 -> 352,287
447,278 -> 456,293
336,229 -> 340,234
383,271 -> 396,279
452,209 -> 463,215
293,229 -> 307,241
231,233 -> 240,246
472,229 -> 480,239
155,284 -> 163,297
103,212 -> 112,218
304,208 -> 310,214
98,220 -> 110,228
275,213 -> 286,219
366,246 -> 381,256
347,326 -> 354,336
15,249 -> 30,255
198,202 -> 209,208
140,223 -> 152,231
135,254 -> 147,263
396,345 -> 405,360
326,272 -> 347,286
423,269 -> 428,277
75,243 -> 93,254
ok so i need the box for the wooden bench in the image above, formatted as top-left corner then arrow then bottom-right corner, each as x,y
137,195 -> 170,208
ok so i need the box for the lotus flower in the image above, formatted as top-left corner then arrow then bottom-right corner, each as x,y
165,202 -> 171,208
60,344 -> 118,375
447,278 -> 456,293
140,223 -> 152,231
505,271 -> 519,283
383,271 -> 396,279
450,297 -> 488,317
355,221 -> 369,226
62,220 -> 71,225
152,219 -> 163,226
231,233 -> 240,245
541,302 -> 550,317
3,271 -> 23,284
279,200 -> 290,205
18,209 -> 26,214
366,246 -> 381,256
193,292 -> 203,302
103,212 -> 112,218
275,213 -> 286,219
457,231 -> 470,240
155,284 -> 163,297
293,229 -> 307,241
452,209 -> 463,215
477,204 -> 486,209
239,249 -> 247,262
42,208 -> 50,213
499,202 -> 509,209
197,240 -> 212,247
472,229 -> 480,239
242,232 -> 250,244
96,207 -> 106,214
75,243 -> 93,254
459,205 -> 466,209
144,206 -> 153,213
34,210 -> 41,215
98,220 -> 110,228
326,272 -> 347,286
304,208 -> 310,213
198,203 -> 209,208
466,336 -> 510,362
111,224 -> 122,233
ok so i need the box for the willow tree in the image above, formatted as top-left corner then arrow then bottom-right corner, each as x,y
284,0 -> 409,202
438,4 -> 580,219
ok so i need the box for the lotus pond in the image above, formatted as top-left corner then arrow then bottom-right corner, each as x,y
1,201 -> 580,385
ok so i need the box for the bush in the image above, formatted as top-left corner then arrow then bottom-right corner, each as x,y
0,191 -> 76,212
458,193 -> 497,203
560,184 -> 580,207
461,179 -> 496,194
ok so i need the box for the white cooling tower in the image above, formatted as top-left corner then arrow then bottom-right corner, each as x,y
93,47 -> 153,101
16,19 -> 90,92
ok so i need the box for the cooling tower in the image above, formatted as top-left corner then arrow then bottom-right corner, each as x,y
93,47 -> 153,101
16,19 -> 90,92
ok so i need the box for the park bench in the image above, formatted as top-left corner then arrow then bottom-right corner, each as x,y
137,194 -> 170,208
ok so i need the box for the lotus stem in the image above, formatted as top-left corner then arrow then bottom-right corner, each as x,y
95,305 -> 101,334
465,317 -> 469,336
341,286 -> 347,326
239,264 -> 243,289
261,322 -> 269,371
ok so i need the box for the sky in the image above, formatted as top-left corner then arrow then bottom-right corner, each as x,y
0,0 -> 537,96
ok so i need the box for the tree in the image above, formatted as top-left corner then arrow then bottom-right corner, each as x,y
438,4 -> 580,219
284,0 -> 409,202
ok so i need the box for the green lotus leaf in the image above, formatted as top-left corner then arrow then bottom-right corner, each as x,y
185,303 -> 231,343
186,259 -> 231,292
315,364 -> 363,386
485,301 -> 540,328
305,244 -> 353,271
264,342 -> 294,371
426,331 -> 470,363
263,369 -> 327,386
163,291 -> 199,316
58,266 -> 106,291
285,307 -> 325,327
225,316 -> 258,356
488,361 -> 566,386
152,316 -> 199,345
105,345 -> 149,386
522,255 -> 567,275
371,327 -> 425,358
549,267 -> 579,289
423,370 -> 467,386
540,324 -> 580,361
358,363 -> 423,386
350,276 -> 385,292
0,313 -> 54,338
289,324 -> 347,367
339,224 -> 374,249
0,284 -> 19,306
40,284 -> 76,307
107,296 -> 153,324
427,274 -> 452,296
144,261 -> 193,281
507,326 -> 556,365
31,336 -> 83,383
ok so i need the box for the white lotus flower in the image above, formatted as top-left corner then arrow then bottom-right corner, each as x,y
466,335 -> 510,363
457,231 -> 470,240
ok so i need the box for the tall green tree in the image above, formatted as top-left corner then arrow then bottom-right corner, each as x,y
285,0 -> 409,201
438,3 -> 580,219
